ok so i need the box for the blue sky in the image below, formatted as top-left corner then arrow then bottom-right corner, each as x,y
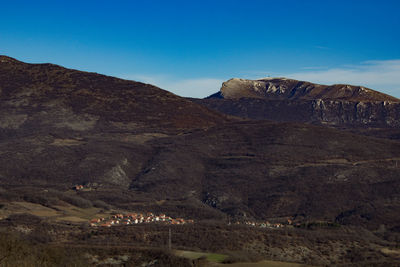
1,0 -> 400,98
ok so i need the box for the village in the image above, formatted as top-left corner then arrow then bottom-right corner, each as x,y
89,210 -> 297,229
74,184 -> 302,230
89,212 -> 194,227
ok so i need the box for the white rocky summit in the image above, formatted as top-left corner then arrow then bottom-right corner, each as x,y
218,77 -> 400,102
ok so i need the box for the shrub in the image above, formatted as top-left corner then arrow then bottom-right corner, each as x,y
221,250 -> 263,263
0,232 -> 89,266
92,199 -> 112,210
60,194 -> 93,208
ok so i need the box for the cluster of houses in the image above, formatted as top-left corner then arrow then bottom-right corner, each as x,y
89,212 -> 194,227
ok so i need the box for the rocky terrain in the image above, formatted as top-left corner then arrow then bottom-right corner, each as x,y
1,56 -> 400,266
196,78 -> 400,129
214,78 -> 399,102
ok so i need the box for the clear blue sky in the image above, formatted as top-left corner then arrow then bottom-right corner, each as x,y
1,0 -> 400,97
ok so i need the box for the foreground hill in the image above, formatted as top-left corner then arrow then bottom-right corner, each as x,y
196,78 -> 400,128
0,55 -> 227,136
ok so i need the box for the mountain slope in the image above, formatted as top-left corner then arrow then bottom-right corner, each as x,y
0,55 -> 227,135
196,77 -> 400,128
130,120 -> 400,229
0,55 -> 229,192
0,57 -> 400,232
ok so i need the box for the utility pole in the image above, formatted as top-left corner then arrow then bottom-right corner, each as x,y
168,227 -> 172,251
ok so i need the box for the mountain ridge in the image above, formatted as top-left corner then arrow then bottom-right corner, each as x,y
0,55 -> 228,132
197,77 -> 400,129
213,77 -> 400,102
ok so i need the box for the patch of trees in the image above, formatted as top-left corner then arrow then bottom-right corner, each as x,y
0,232 -> 89,266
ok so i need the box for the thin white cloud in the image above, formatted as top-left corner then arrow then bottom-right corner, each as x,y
300,66 -> 328,70
313,45 -> 330,50
285,60 -> 400,98
118,60 -> 400,99
120,74 -> 224,98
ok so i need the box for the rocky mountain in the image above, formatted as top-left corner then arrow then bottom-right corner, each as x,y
212,77 -> 399,102
1,56 -> 400,230
197,78 -> 400,128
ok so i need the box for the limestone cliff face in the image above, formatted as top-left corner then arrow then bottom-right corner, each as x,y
311,99 -> 400,127
201,78 -> 400,128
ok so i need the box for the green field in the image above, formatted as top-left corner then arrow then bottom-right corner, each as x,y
174,250 -> 227,263
214,260 -> 311,267
174,250 -> 312,266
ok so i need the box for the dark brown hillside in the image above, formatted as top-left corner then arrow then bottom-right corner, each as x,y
1,57 -> 400,266
0,55 -> 227,133
0,56 -> 400,230
0,56 -> 230,195
130,120 -> 400,229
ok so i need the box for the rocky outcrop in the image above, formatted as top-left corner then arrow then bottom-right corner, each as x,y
216,78 -> 399,102
311,99 -> 400,127
198,78 -> 400,128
